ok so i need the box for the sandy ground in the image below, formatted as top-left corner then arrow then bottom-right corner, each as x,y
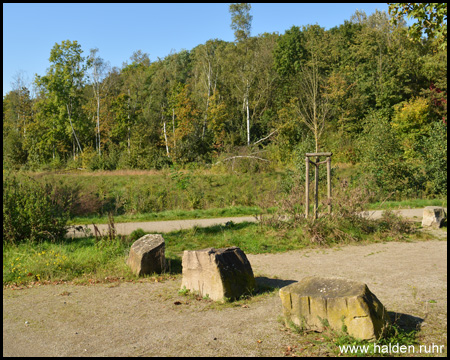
3,229 -> 447,357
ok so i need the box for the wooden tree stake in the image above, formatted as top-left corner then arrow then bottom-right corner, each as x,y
305,153 -> 333,219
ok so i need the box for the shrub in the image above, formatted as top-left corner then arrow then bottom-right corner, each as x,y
357,113 -> 415,199
420,121 -> 447,196
392,96 -> 432,161
257,171 -> 416,246
3,172 -> 69,244
127,228 -> 147,243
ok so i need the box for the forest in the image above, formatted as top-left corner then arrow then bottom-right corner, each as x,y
3,4 -> 447,198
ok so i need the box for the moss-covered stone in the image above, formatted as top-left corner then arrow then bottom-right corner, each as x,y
279,276 -> 390,340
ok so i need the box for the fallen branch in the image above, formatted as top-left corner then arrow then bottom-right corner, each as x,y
214,155 -> 270,165
252,129 -> 279,146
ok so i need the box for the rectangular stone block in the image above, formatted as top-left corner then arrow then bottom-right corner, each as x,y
181,247 -> 255,302
127,234 -> 165,276
422,206 -> 446,228
280,276 -> 390,340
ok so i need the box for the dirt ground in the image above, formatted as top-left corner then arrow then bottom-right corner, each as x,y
3,229 -> 447,357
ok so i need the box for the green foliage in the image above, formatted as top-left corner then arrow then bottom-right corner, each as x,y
357,112 -> 416,199
178,285 -> 190,296
389,3 -> 447,50
392,96 -> 433,160
273,25 -> 305,79
3,128 -> 28,169
127,228 -> 147,243
332,322 -> 418,356
3,172 -> 69,244
3,8 -> 447,200
229,3 -> 252,42
419,121 -> 447,195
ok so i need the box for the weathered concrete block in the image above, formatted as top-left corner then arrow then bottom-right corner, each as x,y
181,246 -> 255,301
127,234 -> 165,276
279,276 -> 390,340
422,206 -> 446,228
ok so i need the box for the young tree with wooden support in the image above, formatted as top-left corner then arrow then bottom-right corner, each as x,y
305,152 -> 332,219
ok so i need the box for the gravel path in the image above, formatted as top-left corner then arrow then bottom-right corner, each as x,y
3,232 -> 447,357
66,208 -> 440,238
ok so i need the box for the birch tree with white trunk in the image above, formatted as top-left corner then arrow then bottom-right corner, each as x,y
87,48 -> 110,156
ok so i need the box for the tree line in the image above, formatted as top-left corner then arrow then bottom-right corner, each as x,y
3,5 -> 447,197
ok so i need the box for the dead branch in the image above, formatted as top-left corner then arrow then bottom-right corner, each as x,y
214,155 -> 270,165
252,129 -> 279,145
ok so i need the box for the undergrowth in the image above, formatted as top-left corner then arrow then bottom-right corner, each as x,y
2,171 -> 437,287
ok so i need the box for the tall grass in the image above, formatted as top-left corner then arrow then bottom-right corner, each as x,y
14,168 -> 446,226
4,212 -> 425,287
3,237 -> 134,285
2,167 -> 441,287
3,172 -> 69,245
368,198 -> 447,210
26,169 -> 282,220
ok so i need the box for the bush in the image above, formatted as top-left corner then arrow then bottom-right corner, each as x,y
420,121 -> 447,196
3,130 -> 28,170
127,228 -> 147,243
357,113 -> 415,199
257,171 -> 416,246
3,172 -> 69,244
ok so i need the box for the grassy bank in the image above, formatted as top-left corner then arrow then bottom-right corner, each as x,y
15,168 -> 444,225
27,169 -> 283,220
4,168 -> 446,287
367,198 -> 447,210
66,198 -> 447,225
3,210 -> 429,287
67,206 -> 263,225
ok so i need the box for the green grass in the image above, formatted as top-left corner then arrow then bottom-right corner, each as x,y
29,169 -> 283,220
3,221 -> 292,286
68,197 -> 447,226
3,237 -> 138,285
368,198 -> 447,210
16,169 -> 446,226
4,210 -> 429,287
278,314 -> 420,357
163,221 -> 310,254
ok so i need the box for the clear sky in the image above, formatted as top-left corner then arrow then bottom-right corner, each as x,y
3,3 -> 394,96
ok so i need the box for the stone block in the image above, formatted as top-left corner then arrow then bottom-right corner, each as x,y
422,206 -> 446,228
279,276 -> 390,340
127,234 -> 165,276
181,246 -> 255,301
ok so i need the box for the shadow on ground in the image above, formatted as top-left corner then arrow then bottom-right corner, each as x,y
388,311 -> 424,333
166,256 -> 183,274
255,276 -> 297,290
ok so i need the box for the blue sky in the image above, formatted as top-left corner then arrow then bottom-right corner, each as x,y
3,3 -> 395,96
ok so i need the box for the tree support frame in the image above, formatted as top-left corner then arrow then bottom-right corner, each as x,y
305,152 -> 332,219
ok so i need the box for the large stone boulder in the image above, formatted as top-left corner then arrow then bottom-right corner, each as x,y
279,276 -> 390,340
422,206 -> 446,228
127,234 -> 165,276
181,246 -> 255,302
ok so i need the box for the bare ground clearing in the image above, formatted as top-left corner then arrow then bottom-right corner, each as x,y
3,231 -> 447,357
